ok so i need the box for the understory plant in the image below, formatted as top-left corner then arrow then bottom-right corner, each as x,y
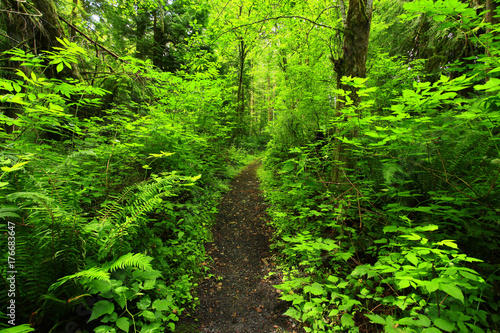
261,5 -> 500,330
0,39 -> 231,331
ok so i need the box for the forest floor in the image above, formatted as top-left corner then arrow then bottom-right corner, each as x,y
176,160 -> 302,333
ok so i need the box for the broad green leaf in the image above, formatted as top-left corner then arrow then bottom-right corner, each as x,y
152,299 -> 171,311
439,283 -> 464,303
137,295 -> 151,310
304,283 -> 324,296
433,14 -> 447,22
140,322 -> 163,333
436,240 -> 458,249
94,325 -> 116,333
406,252 -> 419,266
283,307 -> 300,320
141,310 -> 156,320
421,328 -> 442,333
89,300 -> 115,322
143,279 -> 156,290
116,317 -> 130,332
425,280 -> 439,293
433,317 -> 456,332
475,78 -> 500,92
341,313 -> 355,327
366,314 -> 386,325
399,279 -> 411,289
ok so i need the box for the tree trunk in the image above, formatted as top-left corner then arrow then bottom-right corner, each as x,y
32,0 -> 81,80
267,75 -> 273,122
32,0 -> 65,51
236,37 -> 247,133
332,0 -> 373,183
335,0 -> 373,104
486,0 -> 499,29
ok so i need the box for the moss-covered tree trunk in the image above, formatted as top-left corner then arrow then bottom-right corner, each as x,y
332,0 -> 373,183
335,0 -> 373,104
33,0 -> 81,80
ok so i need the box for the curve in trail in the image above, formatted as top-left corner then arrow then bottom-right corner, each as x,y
177,161 -> 300,333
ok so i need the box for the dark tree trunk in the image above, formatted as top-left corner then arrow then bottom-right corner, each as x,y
236,37 -> 247,134
486,0 -> 499,29
32,0 -> 81,80
332,0 -> 373,183
32,0 -> 65,51
335,0 -> 373,106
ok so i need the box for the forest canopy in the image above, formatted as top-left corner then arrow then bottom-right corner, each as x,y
1,0 -> 499,332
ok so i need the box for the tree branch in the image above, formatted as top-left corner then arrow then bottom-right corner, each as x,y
213,15 -> 342,44
57,14 -> 123,61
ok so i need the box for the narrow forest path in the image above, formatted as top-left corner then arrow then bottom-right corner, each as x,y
177,161 -> 300,333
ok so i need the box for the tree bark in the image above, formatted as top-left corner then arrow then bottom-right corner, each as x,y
33,0 -> 81,80
236,37 -> 247,133
486,0 -> 499,28
32,0 -> 65,51
335,0 -> 373,104
332,0 -> 373,183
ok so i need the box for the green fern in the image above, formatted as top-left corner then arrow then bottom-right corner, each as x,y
102,252 -> 153,272
47,252 -> 154,292
0,324 -> 35,332
94,172 -> 192,259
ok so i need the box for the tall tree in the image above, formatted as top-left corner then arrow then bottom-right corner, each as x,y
335,0 -> 373,104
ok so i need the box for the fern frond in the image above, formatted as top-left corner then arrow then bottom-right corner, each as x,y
102,253 -> 154,272
48,267 -> 109,292
0,205 -> 20,218
6,191 -> 54,204
0,324 -> 35,332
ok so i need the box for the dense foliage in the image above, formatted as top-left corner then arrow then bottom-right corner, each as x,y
1,0 -> 499,332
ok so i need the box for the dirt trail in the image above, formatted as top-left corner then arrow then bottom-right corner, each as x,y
177,161 -> 300,333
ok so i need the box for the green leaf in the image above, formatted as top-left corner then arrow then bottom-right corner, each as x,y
141,310 -> 156,320
304,282 -> 324,296
341,313 -> 355,327
439,283 -> 464,303
425,280 -> 439,293
283,307 -> 301,320
143,279 -> 156,290
116,317 -> 130,332
56,62 -> 64,73
433,14 -> 447,22
0,324 -> 35,333
137,295 -> 152,310
436,240 -> 458,249
366,314 -> 386,325
406,252 -> 419,266
94,325 -> 116,333
433,317 -> 456,332
474,78 -> 500,92
89,300 -> 115,322
399,279 -> 411,289
422,328 -> 442,333
152,299 -> 171,311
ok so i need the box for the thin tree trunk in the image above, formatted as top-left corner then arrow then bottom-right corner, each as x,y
70,0 -> 79,40
267,75 -> 273,122
237,37 -> 247,133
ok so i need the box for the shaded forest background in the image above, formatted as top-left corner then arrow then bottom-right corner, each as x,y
1,0 -> 499,332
